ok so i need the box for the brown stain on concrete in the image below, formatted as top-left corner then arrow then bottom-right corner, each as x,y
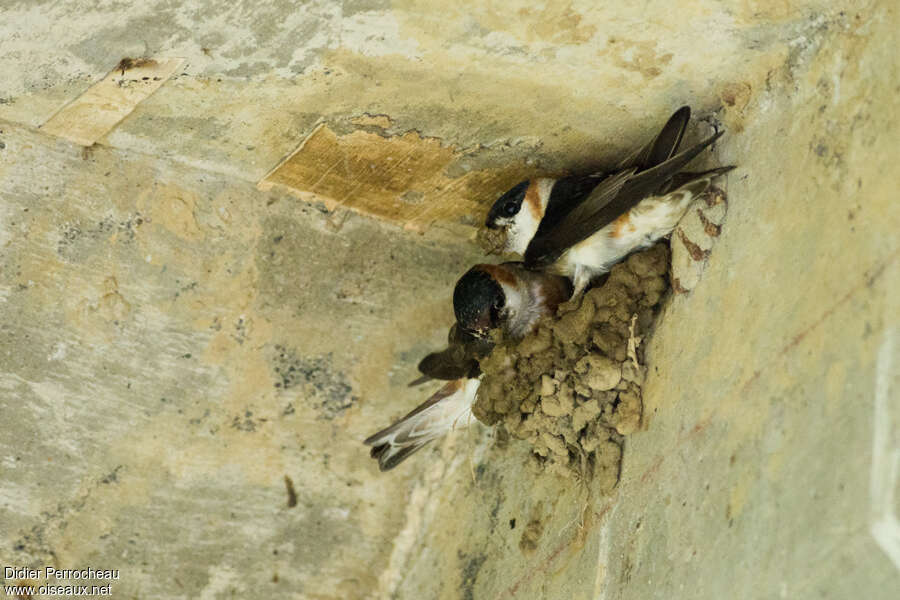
139,183 -> 204,242
605,39 -> 674,79
259,122 -> 533,230
517,4 -> 598,44
677,229 -> 710,261
41,57 -> 183,146
284,475 -> 298,508
504,522 -> 577,598
720,82 -> 753,111
64,275 -> 132,341
517,504 -> 545,555
393,1 -> 597,46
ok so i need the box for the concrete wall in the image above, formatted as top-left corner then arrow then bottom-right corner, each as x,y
1,1 -> 898,598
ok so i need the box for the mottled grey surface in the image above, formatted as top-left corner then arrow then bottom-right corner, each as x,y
0,123 -> 481,597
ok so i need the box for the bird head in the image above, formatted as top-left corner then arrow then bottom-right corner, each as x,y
485,180 -> 529,231
453,267 -> 507,338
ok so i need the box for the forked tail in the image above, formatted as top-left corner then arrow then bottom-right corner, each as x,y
364,378 -> 481,471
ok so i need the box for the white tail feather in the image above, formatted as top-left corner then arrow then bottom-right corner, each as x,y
364,378 -> 481,471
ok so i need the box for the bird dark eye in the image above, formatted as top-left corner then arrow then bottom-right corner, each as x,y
489,296 -> 504,324
486,180 -> 529,227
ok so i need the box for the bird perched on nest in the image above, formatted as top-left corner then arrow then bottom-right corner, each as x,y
366,263 -> 570,470
451,262 -> 572,339
366,106 -> 734,470
484,106 -> 734,296
408,262 -> 572,385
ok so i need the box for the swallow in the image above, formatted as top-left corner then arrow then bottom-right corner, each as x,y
366,263 -> 570,470
410,262 -> 570,385
485,106 -> 734,296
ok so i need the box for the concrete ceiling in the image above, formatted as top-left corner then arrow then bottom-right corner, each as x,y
1,0 -> 838,227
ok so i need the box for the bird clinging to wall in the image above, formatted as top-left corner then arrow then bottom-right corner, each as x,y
485,106 -> 733,296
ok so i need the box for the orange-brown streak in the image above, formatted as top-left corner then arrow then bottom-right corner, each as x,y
610,212 -> 634,238
538,275 -> 572,309
525,180 -> 542,221
478,264 -> 517,286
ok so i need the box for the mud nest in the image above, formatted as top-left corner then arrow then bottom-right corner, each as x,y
475,226 -> 507,255
473,243 -> 670,481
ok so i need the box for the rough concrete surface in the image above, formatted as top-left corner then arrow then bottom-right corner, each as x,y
1,1 -> 898,599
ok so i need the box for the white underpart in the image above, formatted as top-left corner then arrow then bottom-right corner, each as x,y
560,189 -> 698,295
499,277 -> 549,338
411,378 -> 480,439
504,178 -> 554,255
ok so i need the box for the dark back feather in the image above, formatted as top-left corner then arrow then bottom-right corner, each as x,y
537,107 -> 691,241
525,130 -> 724,267
533,174 -> 605,244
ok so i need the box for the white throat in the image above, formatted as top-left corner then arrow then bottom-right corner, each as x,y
498,277 -> 546,338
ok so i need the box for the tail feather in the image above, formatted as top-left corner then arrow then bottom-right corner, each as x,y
614,130 -> 725,208
369,442 -> 428,471
617,106 -> 691,171
407,374 -> 433,387
364,378 -> 480,471
663,165 -> 736,194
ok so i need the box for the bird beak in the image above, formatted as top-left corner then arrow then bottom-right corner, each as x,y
460,324 -> 489,340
